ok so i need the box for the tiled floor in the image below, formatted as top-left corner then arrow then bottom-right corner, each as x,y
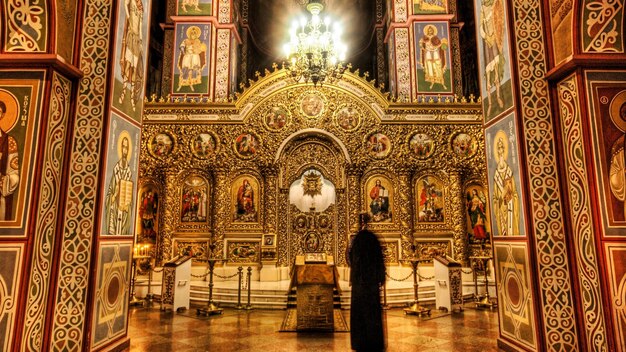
128,305 -> 501,351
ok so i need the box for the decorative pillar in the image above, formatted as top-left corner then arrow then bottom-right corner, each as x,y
277,188 -> 290,266
335,185 -> 348,266
448,169 -> 467,264
212,168 -> 229,258
160,168 -> 178,263
346,165 -> 363,234
261,165 -> 278,234
397,168 -> 414,258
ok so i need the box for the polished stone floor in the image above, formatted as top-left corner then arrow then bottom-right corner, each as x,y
128,305 -> 501,352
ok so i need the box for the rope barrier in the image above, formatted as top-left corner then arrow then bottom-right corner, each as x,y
152,267 -> 164,273
417,273 -> 435,280
386,271 -> 413,282
461,269 -> 474,275
214,272 -> 240,280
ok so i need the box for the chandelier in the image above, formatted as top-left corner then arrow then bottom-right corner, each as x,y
283,0 -> 348,86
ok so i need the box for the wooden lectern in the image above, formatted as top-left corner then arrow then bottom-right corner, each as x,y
289,254 -> 341,331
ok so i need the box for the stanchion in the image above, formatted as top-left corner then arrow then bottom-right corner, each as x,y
130,255 -> 150,306
196,258 -> 224,316
144,267 -> 153,307
402,257 -> 431,317
245,267 -> 253,310
382,281 -> 389,310
236,266 -> 244,309
470,256 -> 497,309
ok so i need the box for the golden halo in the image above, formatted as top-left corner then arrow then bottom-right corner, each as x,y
493,130 -> 509,161
0,89 -> 20,133
117,130 -> 132,162
424,24 -> 437,36
186,25 -> 201,39
609,89 -> 626,132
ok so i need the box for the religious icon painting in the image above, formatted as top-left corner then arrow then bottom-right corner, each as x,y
263,234 -> 276,247
227,241 -> 260,263
416,175 -> 445,223
587,77 -> 626,236
364,176 -> 393,224
474,0 -> 515,123
172,23 -> 211,95
180,175 -> 209,223
112,0 -> 151,122
450,132 -> 478,158
101,113 -> 140,237
485,112 -> 526,236
465,183 -> 491,245
136,181 -> 160,244
173,239 -> 209,260
176,0 -> 212,16
408,133 -> 435,159
149,132 -> 174,158
334,104 -> 360,131
191,132 -> 218,159
414,21 -> 453,94
0,72 -> 44,236
231,175 -> 259,223
264,105 -> 290,131
366,132 -> 392,159
413,0 -> 448,14
300,92 -> 325,118
233,132 -> 260,159
304,232 -> 321,252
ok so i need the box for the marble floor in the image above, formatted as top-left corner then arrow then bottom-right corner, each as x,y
127,305 -> 502,352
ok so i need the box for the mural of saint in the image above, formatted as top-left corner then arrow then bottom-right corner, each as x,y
451,133 -> 477,157
105,132 -> 134,235
413,0 -> 446,14
139,187 -> 158,243
235,178 -> 257,222
150,133 -> 173,157
234,133 -> 258,158
417,177 -> 444,222
180,176 -> 208,222
419,24 -> 448,90
118,0 -> 145,112
369,179 -> 391,222
336,106 -> 359,130
301,94 -> 323,117
492,132 -> 520,236
608,91 -> 626,220
178,0 -> 211,15
466,187 -> 489,244
0,98 -> 19,221
177,25 -> 207,92
367,133 -> 391,158
265,106 -> 288,130
409,133 -> 434,159
479,0 -> 506,116
192,133 -> 216,158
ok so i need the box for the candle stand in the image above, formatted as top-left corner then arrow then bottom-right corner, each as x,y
197,257 -> 224,316
402,257 -> 432,317
469,256 -> 497,309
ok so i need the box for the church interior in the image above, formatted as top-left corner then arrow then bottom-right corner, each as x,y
0,0 -> 624,351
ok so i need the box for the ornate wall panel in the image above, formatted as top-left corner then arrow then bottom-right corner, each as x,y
0,244 -> 23,352
56,0 -> 79,63
510,0 -> 578,349
22,72 -> 71,352
50,0 -> 113,348
3,0 -> 47,51
393,0 -> 408,22
585,71 -> 626,237
90,242 -> 132,349
218,0 -> 230,23
605,243 -> 626,349
494,242 -> 537,350
0,70 -> 44,237
557,75 -> 608,351
548,0 -> 573,65
394,28 -> 412,100
214,29 -> 232,100
581,0 -> 624,53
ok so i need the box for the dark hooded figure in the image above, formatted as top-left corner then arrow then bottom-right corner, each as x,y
348,213 -> 386,351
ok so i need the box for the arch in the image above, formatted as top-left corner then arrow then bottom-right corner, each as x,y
274,128 -> 351,163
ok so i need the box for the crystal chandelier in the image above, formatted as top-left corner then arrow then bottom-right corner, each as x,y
283,0 -> 348,86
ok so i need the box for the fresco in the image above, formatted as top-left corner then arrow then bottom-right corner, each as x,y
0,244 -> 23,352
474,0 -> 515,123
605,243 -> 626,349
91,242 -> 132,349
101,113 -> 140,236
416,175 -> 445,223
388,32 -> 397,96
180,175 -> 209,223
587,79 -> 626,236
494,243 -> 537,349
112,0 -> 151,122
136,182 -> 159,244
465,183 -> 491,245
413,0 -> 447,14
414,22 -> 452,94
0,72 -> 43,236
173,23 -> 211,95
176,0 -> 212,15
485,112 -> 525,236
231,175 -> 259,223
364,175 -> 393,223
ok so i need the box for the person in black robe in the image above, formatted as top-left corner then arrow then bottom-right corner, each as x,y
348,213 -> 386,351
